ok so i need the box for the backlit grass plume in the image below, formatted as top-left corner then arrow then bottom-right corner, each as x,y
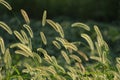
42,10 -> 47,26
0,21 -> 12,34
40,32 -> 47,45
21,9 -> 30,24
0,37 -> 5,54
71,22 -> 90,31
0,0 -> 12,10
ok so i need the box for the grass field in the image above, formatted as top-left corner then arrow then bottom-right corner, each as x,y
0,0 -> 120,80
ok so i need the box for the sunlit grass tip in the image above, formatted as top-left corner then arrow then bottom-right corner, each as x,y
40,32 -> 47,45
0,37 -> 5,54
71,22 -> 90,31
0,0 -> 12,10
61,50 -> 70,64
21,9 -> 30,24
42,10 -> 47,26
81,33 -> 94,53
52,40 -> 61,49
23,24 -> 33,38
0,21 -> 12,34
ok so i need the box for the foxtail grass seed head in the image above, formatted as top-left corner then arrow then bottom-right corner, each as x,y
69,54 -> 82,63
116,58 -> 120,64
15,50 -> 30,57
10,43 -> 33,58
56,23 -> 64,38
61,50 -> 70,64
0,37 -> 5,54
64,43 -> 78,51
81,33 -> 94,53
42,10 -> 47,26
40,32 -> 47,45
14,30 -> 26,44
20,30 -> 29,44
47,66 -> 57,75
94,25 -> 104,45
0,21 -> 12,34
46,19 -> 59,32
76,63 -> 85,73
33,52 -> 42,64
90,56 -> 100,62
37,48 -> 48,55
71,22 -> 90,31
77,50 -> 89,61
95,42 -> 102,61
0,0 -> 12,10
55,37 -> 67,44
4,48 -> 12,69
23,24 -> 33,38
21,9 -> 30,24
52,40 -> 61,49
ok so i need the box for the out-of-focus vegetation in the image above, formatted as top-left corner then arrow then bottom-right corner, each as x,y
0,0 -> 120,21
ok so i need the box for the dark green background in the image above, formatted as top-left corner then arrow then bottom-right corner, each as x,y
0,0 -> 119,21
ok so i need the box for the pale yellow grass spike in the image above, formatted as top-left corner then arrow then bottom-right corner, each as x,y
51,56 -> 57,64
20,30 -> 29,44
4,48 -> 12,69
55,37 -> 67,44
97,36 -> 104,47
67,66 -> 77,74
47,66 -> 57,75
94,25 -> 104,46
90,56 -> 101,62
10,43 -> 33,57
17,76 -> 23,80
95,42 -> 102,61
52,40 -> 61,49
14,30 -> 25,44
94,25 -> 103,39
33,52 -> 42,64
55,64 -> 65,73
104,41 -> 109,51
69,54 -> 82,63
0,21 -> 12,34
40,32 -> 47,45
71,22 -> 90,31
75,63 -> 85,73
64,43 -> 78,51
116,58 -> 120,64
28,38 -> 32,49
15,50 -> 29,57
56,23 -> 64,38
42,10 -> 47,26
21,9 -> 30,24
23,24 -> 33,38
23,63 -> 33,72
46,19 -> 59,32
77,50 -> 89,61
0,37 -> 5,54
81,33 -> 94,53
44,53 -> 53,63
61,50 -> 70,64
0,0 -> 12,10
37,48 -> 48,55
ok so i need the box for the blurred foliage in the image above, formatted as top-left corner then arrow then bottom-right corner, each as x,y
0,15 -> 120,56
0,0 -> 120,21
